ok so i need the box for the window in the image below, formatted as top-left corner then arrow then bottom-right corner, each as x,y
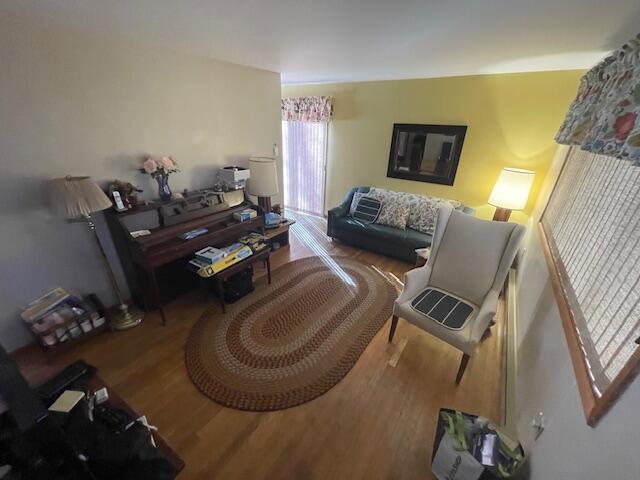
540,147 -> 640,425
282,121 -> 328,216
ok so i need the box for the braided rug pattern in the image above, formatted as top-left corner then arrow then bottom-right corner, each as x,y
185,256 -> 397,411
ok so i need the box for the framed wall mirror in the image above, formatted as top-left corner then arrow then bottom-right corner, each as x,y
387,124 -> 467,185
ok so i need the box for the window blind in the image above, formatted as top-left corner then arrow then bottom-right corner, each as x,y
282,121 -> 328,216
542,147 -> 640,396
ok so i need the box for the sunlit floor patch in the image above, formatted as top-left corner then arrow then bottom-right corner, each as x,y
288,210 -> 356,288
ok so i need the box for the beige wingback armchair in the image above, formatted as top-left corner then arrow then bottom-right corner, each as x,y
389,205 -> 525,383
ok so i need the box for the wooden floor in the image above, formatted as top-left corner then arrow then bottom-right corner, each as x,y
15,211 -> 504,480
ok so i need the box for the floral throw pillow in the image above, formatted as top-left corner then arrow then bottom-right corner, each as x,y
376,201 -> 410,229
368,187 -> 411,229
407,196 -> 463,235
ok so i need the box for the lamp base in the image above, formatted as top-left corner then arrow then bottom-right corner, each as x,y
109,303 -> 142,331
493,207 -> 512,222
257,196 -> 272,213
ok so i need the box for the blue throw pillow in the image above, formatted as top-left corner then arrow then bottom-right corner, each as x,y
352,196 -> 382,224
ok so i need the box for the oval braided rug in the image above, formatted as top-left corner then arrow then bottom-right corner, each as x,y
185,256 -> 397,411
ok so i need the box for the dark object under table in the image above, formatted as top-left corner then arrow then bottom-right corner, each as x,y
207,248 -> 271,313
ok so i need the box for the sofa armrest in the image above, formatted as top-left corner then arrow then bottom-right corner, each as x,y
329,202 -> 349,220
327,187 -> 366,237
462,206 -> 476,216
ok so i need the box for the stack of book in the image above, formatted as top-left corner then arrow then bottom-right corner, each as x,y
238,233 -> 269,253
188,243 -> 253,278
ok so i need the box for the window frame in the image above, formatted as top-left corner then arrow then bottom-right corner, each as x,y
539,148 -> 640,426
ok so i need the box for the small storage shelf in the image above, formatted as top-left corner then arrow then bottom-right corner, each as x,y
25,293 -> 108,353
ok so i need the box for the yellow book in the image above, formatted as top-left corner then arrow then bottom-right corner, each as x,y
197,245 -> 253,278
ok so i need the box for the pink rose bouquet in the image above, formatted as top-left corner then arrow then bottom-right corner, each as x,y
140,155 -> 180,201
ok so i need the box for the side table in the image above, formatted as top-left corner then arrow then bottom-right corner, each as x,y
415,247 -> 431,268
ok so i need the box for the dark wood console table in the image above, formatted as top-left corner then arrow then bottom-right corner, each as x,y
105,201 -> 264,325
15,356 -> 185,476
87,375 -> 185,474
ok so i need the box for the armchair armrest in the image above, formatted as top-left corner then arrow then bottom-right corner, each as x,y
395,265 -> 432,306
470,289 -> 500,345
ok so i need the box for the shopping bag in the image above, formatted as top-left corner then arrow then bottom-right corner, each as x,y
432,433 -> 485,480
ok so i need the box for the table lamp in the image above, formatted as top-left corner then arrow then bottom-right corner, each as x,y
488,168 -> 535,221
248,157 -> 279,212
49,176 -> 142,330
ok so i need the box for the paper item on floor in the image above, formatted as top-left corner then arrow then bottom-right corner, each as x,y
48,390 -> 84,412
481,433 -> 497,466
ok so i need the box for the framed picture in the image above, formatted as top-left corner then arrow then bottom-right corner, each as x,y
386,124 -> 467,186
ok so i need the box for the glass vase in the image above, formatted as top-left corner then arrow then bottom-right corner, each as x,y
156,174 -> 172,201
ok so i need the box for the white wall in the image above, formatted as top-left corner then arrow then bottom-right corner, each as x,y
515,147 -> 640,479
0,10 -> 282,351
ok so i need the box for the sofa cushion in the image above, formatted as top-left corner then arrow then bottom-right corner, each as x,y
364,222 -> 409,243
334,216 -> 370,235
404,228 -> 433,249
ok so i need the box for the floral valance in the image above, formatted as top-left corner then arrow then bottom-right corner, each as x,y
556,33 -> 640,165
282,96 -> 333,122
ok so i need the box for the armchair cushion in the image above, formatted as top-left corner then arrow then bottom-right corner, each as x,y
394,295 -> 478,355
410,287 -> 475,330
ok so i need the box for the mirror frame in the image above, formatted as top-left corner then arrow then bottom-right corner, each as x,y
386,123 -> 467,186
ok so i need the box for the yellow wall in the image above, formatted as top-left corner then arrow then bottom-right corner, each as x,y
282,70 -> 583,222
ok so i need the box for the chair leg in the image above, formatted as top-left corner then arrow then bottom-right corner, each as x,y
388,315 -> 399,342
455,354 -> 470,384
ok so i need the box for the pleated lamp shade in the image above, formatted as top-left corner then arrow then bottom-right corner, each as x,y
49,176 -> 113,218
488,168 -> 535,211
248,157 -> 279,197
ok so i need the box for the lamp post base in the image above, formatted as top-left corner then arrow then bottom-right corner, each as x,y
110,303 -> 143,331
493,207 -> 512,222
257,196 -> 272,213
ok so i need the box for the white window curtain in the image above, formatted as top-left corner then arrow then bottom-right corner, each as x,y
281,121 -> 328,216
542,147 -> 640,394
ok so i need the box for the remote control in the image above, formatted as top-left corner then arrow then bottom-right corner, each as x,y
36,360 -> 95,400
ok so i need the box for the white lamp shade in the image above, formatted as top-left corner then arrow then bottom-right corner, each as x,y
248,157 -> 279,197
49,176 -> 113,218
488,168 -> 535,210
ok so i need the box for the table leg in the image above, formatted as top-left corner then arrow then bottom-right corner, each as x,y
149,268 -> 168,326
215,278 -> 226,313
266,256 -> 271,284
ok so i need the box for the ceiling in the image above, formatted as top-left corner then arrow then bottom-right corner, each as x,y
5,0 -> 640,84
